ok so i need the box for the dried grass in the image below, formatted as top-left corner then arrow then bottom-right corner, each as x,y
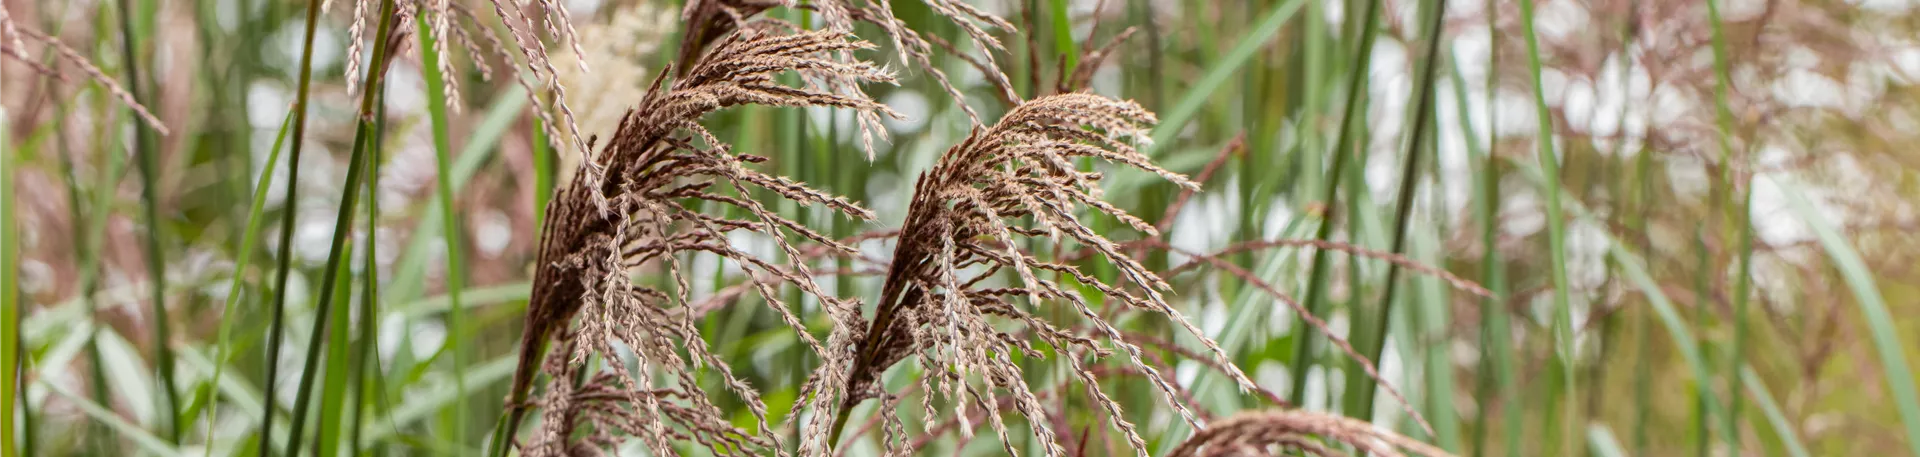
0,3 -> 30,69
821,92 -> 1261,457
1169,410 -> 1459,457
354,0 -> 593,172
500,22 -> 899,457
552,3 -> 677,171
677,0 -> 1020,126
3,7 -> 168,135
488,2 -> 1469,456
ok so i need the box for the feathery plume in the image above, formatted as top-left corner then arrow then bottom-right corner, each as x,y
1169,410 -> 1459,457
822,93 -> 1259,457
497,23 -> 898,457
677,0 -> 1020,127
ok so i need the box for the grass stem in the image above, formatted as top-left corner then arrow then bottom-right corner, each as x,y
257,0 -> 332,450
115,0 -> 182,441
1288,0 -> 1381,408
1350,0 -> 1448,421
419,15 -> 472,448
1518,0 -> 1577,451
281,1 -> 399,453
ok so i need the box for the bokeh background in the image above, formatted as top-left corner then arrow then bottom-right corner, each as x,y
5,0 -> 1920,455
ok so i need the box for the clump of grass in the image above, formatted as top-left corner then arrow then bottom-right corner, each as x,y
496,21 -> 899,457
820,92 -> 1257,457
1168,410 -> 1458,457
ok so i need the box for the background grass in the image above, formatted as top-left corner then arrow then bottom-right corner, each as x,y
7,0 -> 1920,455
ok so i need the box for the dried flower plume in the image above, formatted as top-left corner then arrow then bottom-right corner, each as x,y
678,0 -> 1020,126
1170,410 -> 1459,457
821,93 -> 1261,457
342,0 -> 591,168
497,23 -> 898,457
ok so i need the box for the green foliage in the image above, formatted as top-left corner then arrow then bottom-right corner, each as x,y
8,0 -> 1920,455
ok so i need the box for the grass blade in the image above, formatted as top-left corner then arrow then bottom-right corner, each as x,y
1289,0 -> 1382,408
533,119 -> 553,226
1,88 -> 18,457
418,15 -> 470,448
1742,366 -> 1812,457
202,111 -> 295,455
1047,0 -> 1076,76
1506,146 -> 1725,456
1772,176 -> 1920,454
350,88 -> 392,456
1447,36 -> 1521,456
115,0 -> 182,441
1743,366 -> 1812,457
383,87 -> 525,305
363,354 -> 516,444
1704,0 -> 1757,453
1351,0 -> 1447,422
314,243 -> 356,457
1518,0 -> 1577,451
39,380 -> 184,457
283,1 -> 399,453
258,0 -> 334,450
1143,0 -> 1303,157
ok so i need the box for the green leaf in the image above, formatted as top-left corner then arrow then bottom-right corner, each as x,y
200,110 -> 294,456
1742,366 -> 1812,457
41,380 -> 185,457
1,86 -> 18,457
1143,0 -> 1305,157
1772,176 -> 1920,455
418,15 -> 471,448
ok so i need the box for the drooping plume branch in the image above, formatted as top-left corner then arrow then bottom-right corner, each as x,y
822,93 -> 1262,457
495,22 -> 899,457
1169,410 -> 1459,457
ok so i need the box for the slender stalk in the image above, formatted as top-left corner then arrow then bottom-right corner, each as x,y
258,0 -> 332,450
1350,0 -> 1448,421
419,16 -> 471,447
1704,0 -> 1754,453
1448,50 -> 1514,456
1287,0 -> 1382,407
1689,221 -> 1713,456
283,1 -> 399,453
350,91 -> 389,455
1773,178 -> 1920,455
314,236 -> 356,457
204,112 -> 295,456
1628,26 -> 1656,452
1518,0 -> 1576,452
1,82 -> 18,457
116,0 -> 182,441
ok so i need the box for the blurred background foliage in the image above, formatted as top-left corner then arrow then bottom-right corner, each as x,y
5,0 -> 1920,455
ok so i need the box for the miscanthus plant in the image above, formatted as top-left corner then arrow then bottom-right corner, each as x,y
499,23 -> 897,457
41,1 -> 1919,457
491,1 -> 1462,456
0,0 -> 1472,454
